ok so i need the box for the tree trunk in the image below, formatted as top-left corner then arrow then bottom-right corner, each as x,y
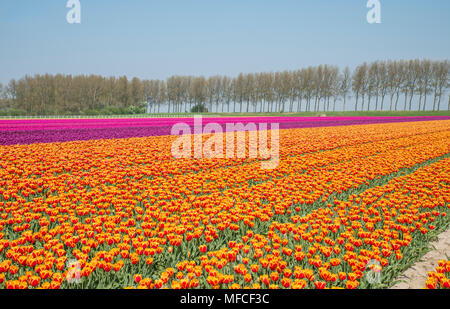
437,93 -> 441,111
389,94 -> 394,111
423,94 -> 427,111
394,92 -> 400,111
408,92 -> 414,111
375,89 -> 379,111
403,91 -> 408,111
418,92 -> 422,111
361,93 -> 365,111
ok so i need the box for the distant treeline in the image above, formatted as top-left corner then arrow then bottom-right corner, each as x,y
0,59 -> 448,116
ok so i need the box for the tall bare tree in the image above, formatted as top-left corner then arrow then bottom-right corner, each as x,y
339,67 -> 351,111
352,64 -> 367,111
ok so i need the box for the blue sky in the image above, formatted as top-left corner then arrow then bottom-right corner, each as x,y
0,0 -> 449,85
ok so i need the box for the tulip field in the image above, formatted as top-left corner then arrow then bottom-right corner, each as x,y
426,260 -> 450,289
0,116 -> 449,289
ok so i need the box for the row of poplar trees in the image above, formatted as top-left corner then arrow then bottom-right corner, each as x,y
0,59 -> 448,115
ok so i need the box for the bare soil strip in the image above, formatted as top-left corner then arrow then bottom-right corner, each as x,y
390,228 -> 450,289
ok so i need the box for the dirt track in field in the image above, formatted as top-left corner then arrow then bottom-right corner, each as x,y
390,228 -> 450,289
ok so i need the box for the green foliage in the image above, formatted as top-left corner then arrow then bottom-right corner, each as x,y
190,104 -> 208,113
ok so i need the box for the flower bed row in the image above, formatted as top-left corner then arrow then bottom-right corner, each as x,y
1,116 -> 448,145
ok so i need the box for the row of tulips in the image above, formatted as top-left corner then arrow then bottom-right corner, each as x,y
1,116 -> 448,145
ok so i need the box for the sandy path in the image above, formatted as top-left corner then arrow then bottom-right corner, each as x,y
390,228 -> 450,289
